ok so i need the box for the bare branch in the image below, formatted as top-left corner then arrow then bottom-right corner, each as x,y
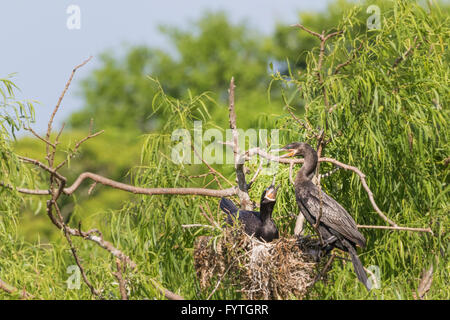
291,24 -> 323,39
55,129 -> 105,171
113,259 -> 128,300
182,224 -> 217,229
149,278 -> 184,300
24,127 -> 56,148
357,225 -> 433,234
18,156 -> 67,182
228,77 -> 252,210
192,145 -> 233,187
65,172 -> 237,198
45,56 -> 92,166
52,200 -> 100,297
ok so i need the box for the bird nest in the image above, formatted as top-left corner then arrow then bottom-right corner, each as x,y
194,228 -> 329,300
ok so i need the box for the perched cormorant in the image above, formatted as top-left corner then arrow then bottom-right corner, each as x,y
219,185 -> 279,242
281,142 -> 372,290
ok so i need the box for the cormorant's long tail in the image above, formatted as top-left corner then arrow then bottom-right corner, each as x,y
219,197 -> 239,217
342,239 -> 372,291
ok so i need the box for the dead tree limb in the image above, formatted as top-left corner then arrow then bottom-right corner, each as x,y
228,77 -> 252,210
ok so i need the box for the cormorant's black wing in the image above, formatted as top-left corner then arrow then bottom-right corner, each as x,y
219,197 -> 239,216
298,182 -> 366,248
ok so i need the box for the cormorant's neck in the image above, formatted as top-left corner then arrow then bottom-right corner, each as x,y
295,145 -> 318,183
260,201 -> 275,222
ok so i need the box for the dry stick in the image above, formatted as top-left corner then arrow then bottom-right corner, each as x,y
0,278 -> 33,299
292,24 -> 342,109
228,77 -> 252,210
46,160 -> 99,298
46,203 -> 138,269
286,106 -> 317,137
149,278 -> 184,300
3,178 -> 237,198
113,259 -> 128,300
199,205 -> 221,229
47,123 -> 67,170
192,145 -> 234,187
55,129 -> 105,171
45,56 -> 93,166
0,182 -> 52,195
53,201 -> 100,297
181,224 -> 216,229
357,225 -> 432,234
18,156 -> 67,182
53,202 -> 100,296
65,172 -> 237,197
24,127 -> 56,148
289,162 -> 295,185
248,156 -> 264,188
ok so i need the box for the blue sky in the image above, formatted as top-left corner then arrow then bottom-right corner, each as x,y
1,1 -> 330,135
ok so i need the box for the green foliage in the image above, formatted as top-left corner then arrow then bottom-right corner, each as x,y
272,0 -> 449,298
1,0 -> 449,300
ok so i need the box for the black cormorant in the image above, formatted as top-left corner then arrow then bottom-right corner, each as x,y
219,185 -> 279,242
281,142 -> 371,290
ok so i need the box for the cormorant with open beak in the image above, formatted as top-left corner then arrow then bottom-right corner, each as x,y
219,185 -> 279,242
281,142 -> 371,290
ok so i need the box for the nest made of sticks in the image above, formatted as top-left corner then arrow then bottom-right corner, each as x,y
194,228 -> 330,300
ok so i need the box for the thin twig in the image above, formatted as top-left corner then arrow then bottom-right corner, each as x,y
24,127 -> 56,148
182,224 -> 216,229
55,129 -> 104,171
113,259 -> 128,300
45,56 -> 92,166
357,224 -> 432,234
192,145 -> 234,187
148,278 -> 184,300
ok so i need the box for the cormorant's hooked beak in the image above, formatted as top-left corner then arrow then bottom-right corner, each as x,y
279,147 -> 297,158
264,185 -> 279,201
271,147 -> 297,158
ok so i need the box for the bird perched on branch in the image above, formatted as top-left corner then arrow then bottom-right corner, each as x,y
219,185 -> 279,242
280,142 -> 371,290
